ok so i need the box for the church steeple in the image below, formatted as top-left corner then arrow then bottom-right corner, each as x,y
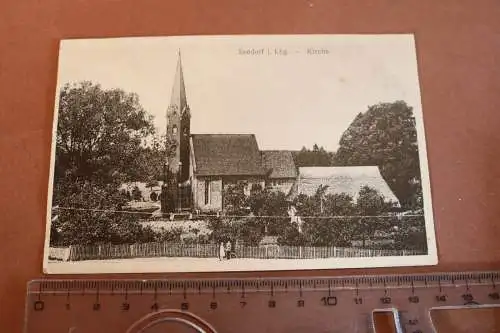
168,50 -> 189,116
163,50 -> 192,214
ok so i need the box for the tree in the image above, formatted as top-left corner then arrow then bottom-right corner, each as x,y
50,179 -> 155,246
351,186 -> 394,247
208,217 -> 264,246
134,134 -> 178,184
293,144 -> 335,167
277,223 -> 308,246
247,186 -> 290,236
222,183 -> 249,216
394,215 -> 427,251
55,81 -> 155,185
334,101 -> 422,208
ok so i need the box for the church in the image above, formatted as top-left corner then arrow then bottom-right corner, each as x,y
160,53 -> 400,214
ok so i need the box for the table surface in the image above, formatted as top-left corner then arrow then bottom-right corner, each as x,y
1,0 -> 499,331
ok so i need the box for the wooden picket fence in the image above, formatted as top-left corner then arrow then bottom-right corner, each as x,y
62,242 -> 425,261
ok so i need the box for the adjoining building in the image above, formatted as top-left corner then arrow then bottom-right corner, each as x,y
288,166 -> 400,206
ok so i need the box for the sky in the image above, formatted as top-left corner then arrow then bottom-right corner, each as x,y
55,35 -> 424,151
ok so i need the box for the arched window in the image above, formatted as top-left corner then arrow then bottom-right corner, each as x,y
172,125 -> 178,135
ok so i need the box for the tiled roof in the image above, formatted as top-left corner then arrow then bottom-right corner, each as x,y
191,134 -> 266,176
261,150 -> 298,179
289,166 -> 400,205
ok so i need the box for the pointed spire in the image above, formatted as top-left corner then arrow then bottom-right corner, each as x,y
169,50 -> 188,114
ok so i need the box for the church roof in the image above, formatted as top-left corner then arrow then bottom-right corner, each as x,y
191,134 -> 266,176
261,150 -> 298,179
289,166 -> 400,205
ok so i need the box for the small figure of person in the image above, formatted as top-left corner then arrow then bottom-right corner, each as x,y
225,240 -> 232,260
219,242 -> 225,261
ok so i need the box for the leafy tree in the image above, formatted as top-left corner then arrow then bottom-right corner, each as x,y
55,81 -> 155,185
292,187 -> 355,217
351,186 -> 394,247
293,144 -> 335,167
394,215 -> 427,251
208,217 -> 264,246
50,179 -> 155,246
301,217 -> 353,247
334,101 -> 422,208
135,134 -> 177,184
247,186 -> 290,236
277,223 -> 308,246
222,183 -> 249,216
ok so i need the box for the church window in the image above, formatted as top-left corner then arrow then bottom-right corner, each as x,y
205,180 -> 210,205
172,125 -> 178,135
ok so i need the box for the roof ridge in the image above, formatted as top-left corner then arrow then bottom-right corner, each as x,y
261,149 -> 295,152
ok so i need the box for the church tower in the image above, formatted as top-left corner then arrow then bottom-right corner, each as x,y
162,51 -> 191,213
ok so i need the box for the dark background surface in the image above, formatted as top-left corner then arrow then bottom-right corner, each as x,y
1,0 -> 499,331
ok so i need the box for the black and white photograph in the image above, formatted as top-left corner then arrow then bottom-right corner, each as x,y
44,34 -> 437,273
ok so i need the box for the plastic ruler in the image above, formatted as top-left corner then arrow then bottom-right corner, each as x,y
24,271 -> 500,333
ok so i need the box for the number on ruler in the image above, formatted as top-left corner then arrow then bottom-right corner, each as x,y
93,303 -> 100,311
121,302 -> 130,311
33,301 -> 44,311
181,302 -> 189,310
408,296 -> 420,303
240,301 -> 247,308
488,292 -> 500,300
354,297 -> 363,305
435,295 -> 447,302
321,296 -> 337,306
151,303 -> 159,312
210,301 -> 218,310
297,299 -> 305,307
462,293 -> 474,303
268,300 -> 276,308
380,296 -> 392,304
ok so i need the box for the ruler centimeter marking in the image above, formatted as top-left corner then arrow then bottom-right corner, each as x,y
28,271 -> 500,294
25,271 -> 500,333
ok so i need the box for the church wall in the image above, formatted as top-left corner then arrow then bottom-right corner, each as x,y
193,175 -> 267,213
193,176 -> 223,213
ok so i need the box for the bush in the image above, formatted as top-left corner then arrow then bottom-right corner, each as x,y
394,215 -> 427,251
154,227 -> 183,243
207,216 -> 264,246
50,178 -> 154,246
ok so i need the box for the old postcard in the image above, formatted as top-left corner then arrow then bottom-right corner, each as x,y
43,34 -> 437,274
